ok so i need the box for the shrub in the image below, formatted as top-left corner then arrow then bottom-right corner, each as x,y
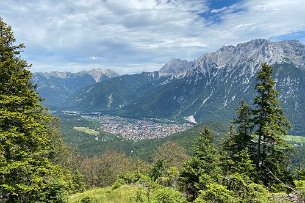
195,183 -> 238,203
80,196 -> 96,203
294,180 -> 305,200
151,187 -> 186,203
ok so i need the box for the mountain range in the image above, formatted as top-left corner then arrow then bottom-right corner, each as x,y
33,39 -> 305,135
32,68 -> 119,107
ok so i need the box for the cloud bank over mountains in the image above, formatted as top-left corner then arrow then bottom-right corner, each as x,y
0,0 -> 304,74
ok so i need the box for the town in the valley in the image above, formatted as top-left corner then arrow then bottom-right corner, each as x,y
73,112 -> 195,141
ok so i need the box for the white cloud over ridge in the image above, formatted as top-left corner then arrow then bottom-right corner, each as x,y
0,0 -> 304,73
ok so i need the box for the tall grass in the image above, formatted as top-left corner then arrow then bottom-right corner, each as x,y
69,185 -> 143,203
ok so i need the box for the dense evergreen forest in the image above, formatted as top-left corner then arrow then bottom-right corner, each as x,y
2,18 -> 305,203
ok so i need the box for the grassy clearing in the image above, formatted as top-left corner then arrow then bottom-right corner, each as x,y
73,127 -> 100,136
68,186 -> 296,203
284,135 -> 305,143
68,185 -> 141,203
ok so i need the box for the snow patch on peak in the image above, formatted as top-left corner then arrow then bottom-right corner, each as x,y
184,115 -> 197,124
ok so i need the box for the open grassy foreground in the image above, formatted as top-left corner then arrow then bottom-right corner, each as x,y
69,185 -> 142,203
68,187 -> 300,203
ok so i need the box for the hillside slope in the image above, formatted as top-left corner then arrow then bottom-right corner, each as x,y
37,39 -> 305,134
32,68 -> 119,108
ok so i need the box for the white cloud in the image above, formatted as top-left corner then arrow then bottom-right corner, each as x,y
211,7 -> 228,14
31,62 -> 163,75
0,0 -> 304,73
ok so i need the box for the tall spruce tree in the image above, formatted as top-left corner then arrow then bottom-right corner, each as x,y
179,127 -> 221,201
253,63 -> 292,187
223,100 -> 253,156
222,101 -> 255,178
233,100 -> 253,153
0,18 -> 67,202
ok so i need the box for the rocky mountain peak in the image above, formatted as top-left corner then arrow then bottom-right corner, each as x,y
190,39 -> 305,76
38,71 -> 72,79
36,68 -> 119,82
33,39 -> 305,135
80,68 -> 120,82
159,58 -> 194,78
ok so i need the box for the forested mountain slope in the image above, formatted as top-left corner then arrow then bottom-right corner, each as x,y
36,39 -> 305,134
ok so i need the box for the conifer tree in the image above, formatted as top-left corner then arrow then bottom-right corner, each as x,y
233,100 -> 253,153
252,63 -> 292,187
0,18 -> 67,202
222,101 -> 255,176
180,127 -> 221,201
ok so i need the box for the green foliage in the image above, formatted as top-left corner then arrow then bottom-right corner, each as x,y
195,183 -> 238,203
223,173 -> 270,203
233,100 -> 254,152
222,127 -> 256,178
179,157 -> 204,199
294,180 -> 305,201
69,170 -> 86,193
152,141 -> 189,170
73,152 -> 149,191
297,168 -> 305,180
112,171 -> 145,189
150,159 -> 168,181
253,63 -> 292,187
69,186 -> 143,203
193,128 -> 222,177
223,100 -> 254,158
291,143 -> 305,172
285,135 -> 305,143
220,64 -> 296,194
80,196 -> 95,203
151,187 -> 186,203
179,127 -> 222,201
0,17 -> 68,202
77,151 -> 136,188
158,167 -> 180,189
221,100 -> 256,180
226,149 -> 255,178
245,183 -> 271,203
57,114 -> 122,156
112,169 -> 184,202
39,180 -> 69,203
135,189 -> 147,203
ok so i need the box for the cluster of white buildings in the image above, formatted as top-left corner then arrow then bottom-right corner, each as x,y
96,115 -> 193,141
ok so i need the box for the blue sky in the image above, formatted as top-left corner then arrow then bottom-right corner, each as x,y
0,0 -> 304,74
